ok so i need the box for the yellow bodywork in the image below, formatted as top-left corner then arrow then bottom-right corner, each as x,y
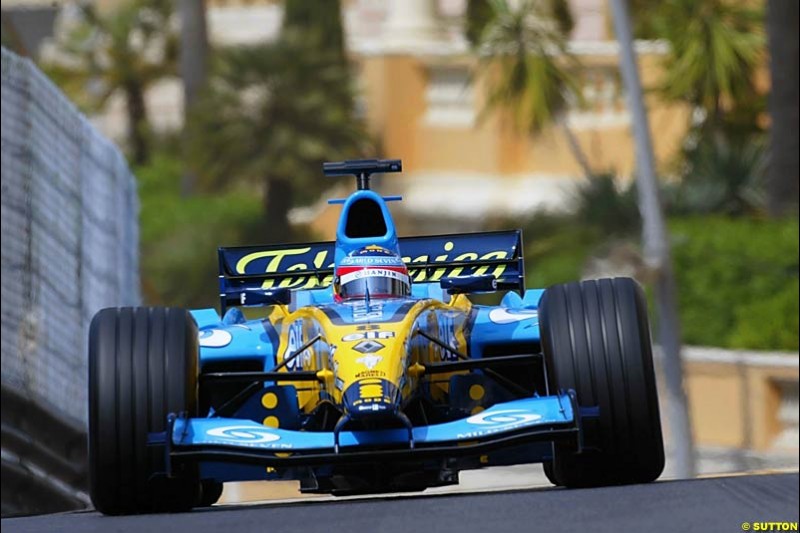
268,295 -> 473,413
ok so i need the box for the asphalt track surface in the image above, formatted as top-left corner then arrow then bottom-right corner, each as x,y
3,473 -> 798,533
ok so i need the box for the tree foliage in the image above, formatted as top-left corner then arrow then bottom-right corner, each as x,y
137,151 -> 263,307
43,0 -> 177,164
670,216 -> 799,351
571,173 -> 640,236
465,0 -> 495,48
633,0 -> 769,218
666,134 -> 767,216
650,0 -> 764,129
466,0 -> 573,48
513,212 -> 799,351
188,32 -> 368,243
283,0 -> 347,66
476,0 -> 579,134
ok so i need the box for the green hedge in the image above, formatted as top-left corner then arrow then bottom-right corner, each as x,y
137,154 -> 264,308
670,217 -> 798,351
522,215 -> 799,351
520,213 -> 599,289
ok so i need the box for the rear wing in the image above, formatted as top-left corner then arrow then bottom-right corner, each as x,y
218,230 -> 524,313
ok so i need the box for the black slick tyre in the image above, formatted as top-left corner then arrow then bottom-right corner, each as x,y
542,460 -> 560,486
88,307 -> 201,514
539,278 -> 665,487
199,480 -> 224,507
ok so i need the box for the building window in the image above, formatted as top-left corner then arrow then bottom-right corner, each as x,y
567,67 -> 630,130
424,65 -> 475,128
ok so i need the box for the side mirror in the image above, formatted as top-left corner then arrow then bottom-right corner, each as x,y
440,275 -> 497,294
237,287 -> 292,306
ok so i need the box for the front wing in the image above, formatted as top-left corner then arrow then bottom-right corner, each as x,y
166,394 -> 579,469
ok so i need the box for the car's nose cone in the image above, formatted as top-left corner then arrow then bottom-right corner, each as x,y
342,378 -> 400,419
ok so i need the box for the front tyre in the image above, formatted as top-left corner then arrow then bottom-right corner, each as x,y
199,480 -> 224,507
89,307 -> 201,514
539,278 -> 665,488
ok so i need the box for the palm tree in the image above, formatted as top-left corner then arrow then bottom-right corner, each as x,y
642,0 -> 769,219
44,0 -> 176,165
465,0 -> 496,48
471,0 -> 593,177
669,134 -> 766,216
283,0 -> 347,67
650,0 -> 764,134
188,33 -> 368,243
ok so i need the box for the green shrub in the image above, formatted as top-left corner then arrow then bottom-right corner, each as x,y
136,154 -> 264,308
520,212 -> 599,289
518,214 -> 798,351
670,216 -> 798,350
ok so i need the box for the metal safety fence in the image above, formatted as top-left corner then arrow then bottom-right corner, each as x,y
1,46 -> 140,427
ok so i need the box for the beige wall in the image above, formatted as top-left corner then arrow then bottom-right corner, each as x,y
683,352 -> 798,453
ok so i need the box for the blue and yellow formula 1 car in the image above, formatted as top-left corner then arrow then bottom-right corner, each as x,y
88,159 -> 665,515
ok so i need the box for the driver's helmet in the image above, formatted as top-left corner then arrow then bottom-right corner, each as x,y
333,246 -> 411,301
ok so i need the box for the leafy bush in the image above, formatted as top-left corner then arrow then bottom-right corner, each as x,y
518,213 -> 798,350
516,174 -> 639,287
136,153 -> 264,309
571,173 -> 640,236
670,216 -> 798,350
664,133 -> 767,216
521,214 -> 596,288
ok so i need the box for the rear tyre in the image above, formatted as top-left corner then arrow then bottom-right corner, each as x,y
539,278 -> 665,488
89,307 -> 201,515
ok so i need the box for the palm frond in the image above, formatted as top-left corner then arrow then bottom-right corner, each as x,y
476,0 -> 580,134
187,36 -> 369,203
654,0 -> 764,120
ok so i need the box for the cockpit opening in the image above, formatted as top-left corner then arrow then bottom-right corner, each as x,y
344,198 -> 387,238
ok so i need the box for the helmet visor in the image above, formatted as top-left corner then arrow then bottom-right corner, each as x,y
339,268 -> 410,300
